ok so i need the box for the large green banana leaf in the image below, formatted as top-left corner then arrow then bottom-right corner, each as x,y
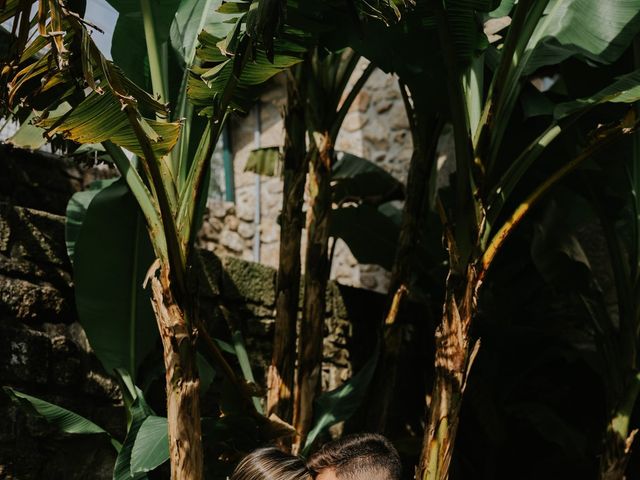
524,0 -> 640,74
170,0 -> 225,66
66,179 -> 118,264
188,31 -> 304,115
68,178 -> 157,378
330,203 -> 401,270
106,0 -> 181,90
332,153 -> 404,205
1,2 -> 181,165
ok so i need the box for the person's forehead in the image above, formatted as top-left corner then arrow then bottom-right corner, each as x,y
315,468 -> 339,480
315,467 -> 388,480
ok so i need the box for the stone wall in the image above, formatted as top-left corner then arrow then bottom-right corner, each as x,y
0,146 -> 123,479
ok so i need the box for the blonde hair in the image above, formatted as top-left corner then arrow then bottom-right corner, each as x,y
230,447 -> 312,480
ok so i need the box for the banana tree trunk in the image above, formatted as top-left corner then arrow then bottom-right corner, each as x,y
599,373 -> 640,479
418,266 -> 480,480
268,69 -> 308,426
600,426 -> 638,480
293,140 -> 333,452
149,265 -> 203,480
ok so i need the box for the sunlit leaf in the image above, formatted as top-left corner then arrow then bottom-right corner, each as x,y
38,91 -> 181,159
525,0 -> 640,74
555,69 -> 640,119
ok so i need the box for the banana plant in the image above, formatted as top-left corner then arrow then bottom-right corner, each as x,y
393,2 -> 640,479
314,0 -> 640,477
0,0 -> 314,477
335,3 -> 450,434
0,0 -> 410,474
529,57 -> 640,474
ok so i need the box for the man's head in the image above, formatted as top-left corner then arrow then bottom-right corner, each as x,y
306,433 -> 401,480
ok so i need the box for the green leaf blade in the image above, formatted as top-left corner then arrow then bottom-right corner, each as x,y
3,387 -> 121,451
70,179 -> 157,377
131,416 -> 169,475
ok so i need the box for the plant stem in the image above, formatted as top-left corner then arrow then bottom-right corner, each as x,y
600,373 -> 640,479
433,1 -> 477,267
330,61 -> 376,141
418,267 -> 480,480
139,0 -> 178,209
140,0 -> 168,104
268,66 -> 308,428
149,266 -> 203,480
293,142 -> 333,453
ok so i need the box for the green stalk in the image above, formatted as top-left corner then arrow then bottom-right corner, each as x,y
612,373 -> 640,440
101,66 -> 183,286
600,372 -> 640,478
330,49 -> 361,110
223,126 -> 235,202
101,141 -> 168,264
482,107 -> 596,247
176,0 -> 214,187
596,196 -> 636,371
433,1 -> 476,267
464,56 -> 484,141
176,122 -> 215,258
631,39 -> 640,286
481,121 -> 562,246
475,0 -> 550,177
231,330 -> 263,413
140,0 -> 168,104
140,0 -> 178,210
177,101 -> 195,185
176,37 -> 253,249
329,61 -> 376,141
124,106 -> 188,299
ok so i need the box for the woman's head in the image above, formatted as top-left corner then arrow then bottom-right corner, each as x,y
230,447 -> 312,480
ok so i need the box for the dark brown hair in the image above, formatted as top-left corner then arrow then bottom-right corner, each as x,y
230,447 -> 312,480
306,433 -> 401,480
